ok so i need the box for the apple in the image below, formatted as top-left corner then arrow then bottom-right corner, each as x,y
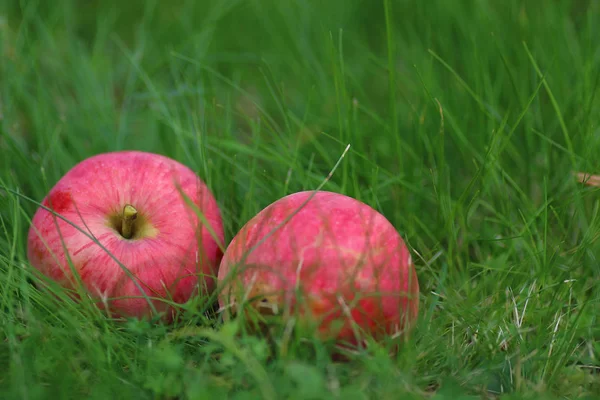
217,190 -> 419,347
27,150 -> 224,321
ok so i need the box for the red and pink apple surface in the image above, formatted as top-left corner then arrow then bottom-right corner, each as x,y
217,190 -> 419,346
27,150 -> 224,320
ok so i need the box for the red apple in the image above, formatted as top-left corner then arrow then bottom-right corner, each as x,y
217,190 -> 419,347
27,150 -> 224,321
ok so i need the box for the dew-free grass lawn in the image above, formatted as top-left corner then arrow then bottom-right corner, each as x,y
1,0 -> 599,399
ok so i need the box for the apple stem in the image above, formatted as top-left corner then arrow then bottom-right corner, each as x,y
121,204 -> 138,239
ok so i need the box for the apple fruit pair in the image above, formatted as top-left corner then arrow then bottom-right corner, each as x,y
27,150 -> 224,321
217,190 -> 419,347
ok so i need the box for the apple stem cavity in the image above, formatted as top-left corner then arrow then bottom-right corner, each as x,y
121,204 -> 138,239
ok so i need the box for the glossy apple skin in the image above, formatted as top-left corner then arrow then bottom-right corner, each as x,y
217,191 -> 419,346
27,150 -> 224,320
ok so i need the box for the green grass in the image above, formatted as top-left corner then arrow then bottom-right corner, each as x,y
1,0 -> 600,398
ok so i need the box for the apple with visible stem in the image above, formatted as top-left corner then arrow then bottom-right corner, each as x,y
217,190 -> 419,349
27,150 -> 224,321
